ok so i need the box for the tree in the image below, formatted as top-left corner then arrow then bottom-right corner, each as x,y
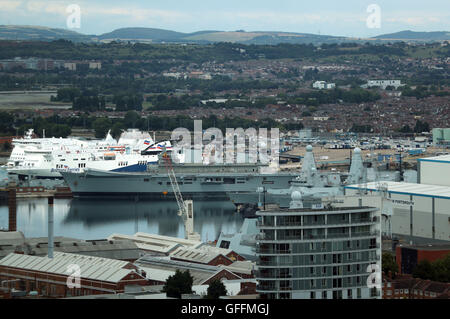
412,253 -> 450,283
1,141 -> 11,152
111,121 -> 124,139
382,252 -> 398,277
205,280 -> 228,299
399,125 -> 412,133
162,270 -> 194,299
412,260 -> 434,280
414,120 -> 430,133
92,118 -> 112,138
124,111 -> 141,128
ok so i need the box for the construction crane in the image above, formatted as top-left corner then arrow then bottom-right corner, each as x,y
370,150 -> 393,239
161,148 -> 201,241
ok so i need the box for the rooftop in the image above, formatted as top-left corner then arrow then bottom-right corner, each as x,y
107,232 -> 203,255
0,234 -> 141,261
171,247 -> 227,264
345,181 -> 450,199
0,252 -> 138,283
397,243 -> 450,251
418,155 -> 450,163
136,255 -> 254,285
258,204 -> 376,214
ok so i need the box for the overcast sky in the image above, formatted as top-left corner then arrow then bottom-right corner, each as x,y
0,0 -> 449,37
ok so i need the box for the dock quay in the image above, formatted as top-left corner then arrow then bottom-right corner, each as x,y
0,186 -> 72,199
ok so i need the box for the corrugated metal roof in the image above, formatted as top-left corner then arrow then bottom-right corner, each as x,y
418,155 -> 450,163
170,247 -> 224,264
138,266 -> 175,282
346,181 -> 450,199
107,233 -> 182,254
0,252 -> 135,283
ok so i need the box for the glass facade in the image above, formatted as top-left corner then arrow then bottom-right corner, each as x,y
255,206 -> 381,299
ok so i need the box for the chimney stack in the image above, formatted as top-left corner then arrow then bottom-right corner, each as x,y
48,196 -> 54,258
8,182 -> 16,232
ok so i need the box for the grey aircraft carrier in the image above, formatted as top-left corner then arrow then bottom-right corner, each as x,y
61,159 -> 299,200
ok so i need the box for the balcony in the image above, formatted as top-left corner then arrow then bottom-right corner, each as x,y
254,271 -> 293,279
256,247 -> 291,255
351,231 -> 379,238
256,284 -> 278,292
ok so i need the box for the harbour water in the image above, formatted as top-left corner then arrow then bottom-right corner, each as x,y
0,164 -> 417,242
0,198 -> 244,242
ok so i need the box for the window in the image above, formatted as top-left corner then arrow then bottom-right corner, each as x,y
223,178 -> 235,184
309,243 -> 315,250
310,280 -> 315,288
322,291 -> 327,299
310,292 -> 315,299
348,289 -> 353,299
357,288 -> 361,299
219,240 -> 230,249
310,267 -> 315,275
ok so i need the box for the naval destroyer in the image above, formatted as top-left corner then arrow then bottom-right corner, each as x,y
227,145 -> 366,208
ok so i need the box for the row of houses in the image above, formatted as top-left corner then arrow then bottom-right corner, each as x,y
0,57 -> 101,71
383,275 -> 450,299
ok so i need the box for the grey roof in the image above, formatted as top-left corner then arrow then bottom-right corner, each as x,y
107,232 -> 204,255
170,247 -> 227,264
1,236 -> 141,261
0,231 -> 26,246
0,252 -> 137,283
346,181 -> 450,199
135,255 -> 253,285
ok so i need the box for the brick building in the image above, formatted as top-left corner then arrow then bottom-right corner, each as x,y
169,247 -> 245,266
396,244 -> 450,275
382,275 -> 450,299
0,252 -> 149,298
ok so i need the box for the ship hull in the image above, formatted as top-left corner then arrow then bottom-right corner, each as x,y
61,169 -> 298,200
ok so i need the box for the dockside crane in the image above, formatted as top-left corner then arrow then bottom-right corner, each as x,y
161,149 -> 201,241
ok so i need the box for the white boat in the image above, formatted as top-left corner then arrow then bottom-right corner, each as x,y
6,129 -> 173,179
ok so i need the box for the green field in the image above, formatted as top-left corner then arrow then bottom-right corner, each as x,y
0,92 -> 71,110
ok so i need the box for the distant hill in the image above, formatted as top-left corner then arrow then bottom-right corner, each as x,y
98,27 -> 186,42
0,25 -> 92,42
374,30 -> 450,42
1,25 -> 448,45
